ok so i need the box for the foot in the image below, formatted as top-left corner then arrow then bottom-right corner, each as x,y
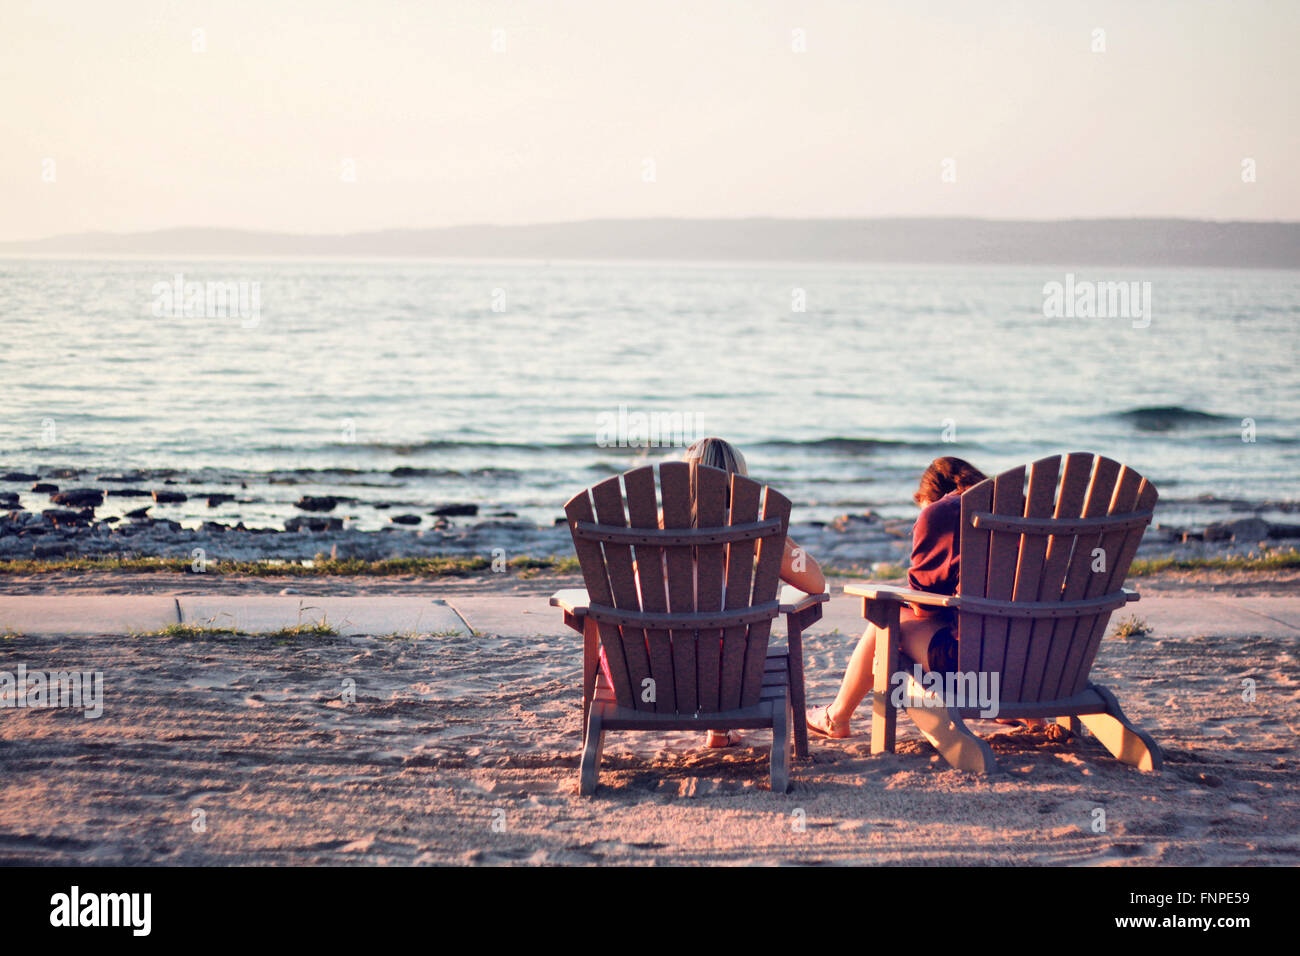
1044,722 -> 1072,742
806,704 -> 850,739
995,718 -> 1048,730
705,729 -> 742,748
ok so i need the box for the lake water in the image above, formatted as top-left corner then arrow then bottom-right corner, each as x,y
2,257 -> 1298,531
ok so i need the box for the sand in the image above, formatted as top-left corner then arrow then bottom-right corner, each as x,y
0,570 -> 1296,866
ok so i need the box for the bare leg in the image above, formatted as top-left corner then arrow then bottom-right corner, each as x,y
824,609 -> 942,733
826,624 -> 879,727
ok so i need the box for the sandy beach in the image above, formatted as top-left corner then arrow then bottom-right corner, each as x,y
1,568 -> 1295,866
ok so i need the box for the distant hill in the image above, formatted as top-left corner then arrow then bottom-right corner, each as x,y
3,218 -> 1298,267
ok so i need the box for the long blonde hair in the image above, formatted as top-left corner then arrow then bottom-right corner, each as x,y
682,436 -> 748,477
682,437 -> 747,526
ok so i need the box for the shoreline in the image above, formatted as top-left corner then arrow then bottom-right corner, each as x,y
4,509 -> 1299,572
2,564 -> 1298,598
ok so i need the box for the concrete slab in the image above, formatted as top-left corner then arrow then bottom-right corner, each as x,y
0,596 -> 180,636
176,597 -> 470,636
0,593 -> 1293,640
814,591 -> 1300,639
446,596 -> 571,637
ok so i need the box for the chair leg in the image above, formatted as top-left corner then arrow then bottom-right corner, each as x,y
1056,715 -> 1082,736
866,600 -> 900,754
769,694 -> 791,794
786,621 -> 809,760
906,702 -> 999,774
581,617 -> 599,732
578,703 -> 606,796
893,666 -> 998,773
1080,684 -> 1162,771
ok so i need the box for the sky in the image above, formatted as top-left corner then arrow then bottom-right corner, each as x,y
2,0 -> 1296,241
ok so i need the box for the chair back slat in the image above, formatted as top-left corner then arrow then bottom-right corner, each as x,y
953,453 -> 1156,706
660,462 -> 698,713
1052,464 -> 1140,696
591,475 -> 655,710
1038,456 -> 1121,699
692,466 -> 729,712
565,484 -> 635,708
719,475 -> 761,712
977,466 -> 1026,677
998,456 -> 1061,701
956,480 -> 993,674
624,465 -> 675,712
1019,452 -> 1095,699
1067,472 -> 1158,695
564,463 -> 791,715
740,486 -> 791,707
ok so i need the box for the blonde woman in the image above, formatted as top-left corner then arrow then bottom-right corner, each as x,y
599,438 -> 826,747
682,438 -> 826,746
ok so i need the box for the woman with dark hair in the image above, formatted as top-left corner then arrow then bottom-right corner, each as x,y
806,457 -> 987,738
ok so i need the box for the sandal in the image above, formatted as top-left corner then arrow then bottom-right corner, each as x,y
806,704 -> 849,739
705,729 -> 742,748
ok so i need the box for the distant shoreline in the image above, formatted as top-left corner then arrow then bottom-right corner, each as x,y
4,217 -> 1299,268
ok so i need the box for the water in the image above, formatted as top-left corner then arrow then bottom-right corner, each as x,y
2,257 -> 1298,531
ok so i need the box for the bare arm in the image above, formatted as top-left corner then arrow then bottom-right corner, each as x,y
780,537 -> 826,595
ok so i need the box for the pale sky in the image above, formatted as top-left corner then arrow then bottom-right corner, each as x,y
3,0 -> 1296,241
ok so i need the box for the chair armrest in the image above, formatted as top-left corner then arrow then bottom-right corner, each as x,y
553,585 -> 828,618
550,588 -> 590,616
1123,588 -> 1140,603
778,584 -> 830,614
842,582 -> 960,608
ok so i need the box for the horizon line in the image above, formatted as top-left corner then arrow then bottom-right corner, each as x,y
8,214 -> 1300,245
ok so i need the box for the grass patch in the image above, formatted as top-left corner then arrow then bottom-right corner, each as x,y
377,628 -> 461,640
1112,615 -> 1153,640
144,623 -> 241,639
0,554 -> 581,578
1129,549 -> 1300,576
137,620 -> 340,640
823,562 -> 907,579
264,621 -> 339,640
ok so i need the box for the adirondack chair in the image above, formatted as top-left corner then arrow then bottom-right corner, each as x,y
845,453 -> 1162,774
551,462 -> 827,794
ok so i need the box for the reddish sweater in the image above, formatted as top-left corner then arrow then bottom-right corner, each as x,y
906,491 -> 962,620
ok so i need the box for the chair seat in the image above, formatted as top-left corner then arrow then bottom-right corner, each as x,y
888,653 -> 1111,719
591,657 -> 790,731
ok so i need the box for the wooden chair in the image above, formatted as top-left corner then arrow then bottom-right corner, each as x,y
845,453 -> 1162,774
551,462 -> 826,794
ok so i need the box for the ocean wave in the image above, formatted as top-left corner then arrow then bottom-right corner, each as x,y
1108,406 -> 1237,432
753,436 -> 931,453
317,439 -> 595,453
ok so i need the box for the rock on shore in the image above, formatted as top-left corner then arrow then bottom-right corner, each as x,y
1,505 -> 1294,569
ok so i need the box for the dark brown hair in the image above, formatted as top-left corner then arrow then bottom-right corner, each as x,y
913,457 -> 988,507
